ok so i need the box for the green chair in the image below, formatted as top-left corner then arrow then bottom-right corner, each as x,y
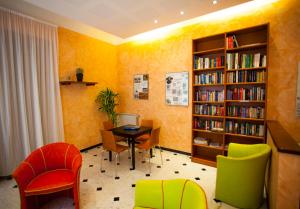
215,143 -> 271,209
134,179 -> 207,209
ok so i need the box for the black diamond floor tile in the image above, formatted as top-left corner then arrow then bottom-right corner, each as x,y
195,177 -> 200,181
83,179 -> 88,182
145,174 -> 150,177
115,176 -> 120,180
174,171 -> 179,174
202,168 -> 206,171
157,165 -> 161,168
182,163 -> 187,166
113,197 -> 119,201
89,165 -> 93,167
101,170 -> 106,173
166,159 -> 170,161
97,187 -> 102,191
13,185 -> 18,188
131,184 -> 135,187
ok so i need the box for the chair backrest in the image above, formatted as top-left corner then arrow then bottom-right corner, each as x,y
135,179 -> 207,209
100,130 -> 117,152
103,120 -> 114,130
141,119 -> 153,128
18,142 -> 81,177
149,127 -> 160,147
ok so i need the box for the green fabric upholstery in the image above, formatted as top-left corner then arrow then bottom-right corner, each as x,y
134,179 -> 207,209
215,143 -> 271,209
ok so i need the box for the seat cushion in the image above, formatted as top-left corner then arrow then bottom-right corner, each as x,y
136,134 -> 150,141
25,169 -> 74,196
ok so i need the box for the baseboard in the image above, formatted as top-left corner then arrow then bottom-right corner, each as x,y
0,175 -> 12,180
155,146 -> 191,156
80,143 -> 102,152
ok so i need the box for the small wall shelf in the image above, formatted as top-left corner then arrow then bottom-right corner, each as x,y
60,81 -> 98,86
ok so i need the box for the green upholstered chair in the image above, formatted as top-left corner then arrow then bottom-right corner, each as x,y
134,179 -> 207,209
215,143 -> 271,209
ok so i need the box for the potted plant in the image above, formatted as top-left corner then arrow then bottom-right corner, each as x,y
76,67 -> 84,82
95,88 -> 119,126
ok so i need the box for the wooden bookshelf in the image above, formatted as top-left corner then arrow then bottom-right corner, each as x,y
191,24 -> 268,167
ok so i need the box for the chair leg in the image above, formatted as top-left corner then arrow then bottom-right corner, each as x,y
128,148 -> 131,159
100,149 -> 104,172
158,145 -> 163,165
148,150 -> 151,174
115,153 -> 119,179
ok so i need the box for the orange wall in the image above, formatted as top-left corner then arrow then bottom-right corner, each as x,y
58,0 -> 300,151
58,27 -> 118,149
117,0 -> 300,152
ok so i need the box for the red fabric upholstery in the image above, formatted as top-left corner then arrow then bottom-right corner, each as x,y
13,142 -> 82,209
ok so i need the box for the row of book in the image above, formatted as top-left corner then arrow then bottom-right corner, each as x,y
227,53 -> 267,69
194,118 -> 223,130
226,35 -> 239,49
194,104 -> 225,116
227,87 -> 265,101
225,121 -> 264,137
226,70 -> 265,83
227,106 -> 265,119
194,72 -> 224,85
194,55 -> 225,69
195,90 -> 224,102
193,137 -> 222,148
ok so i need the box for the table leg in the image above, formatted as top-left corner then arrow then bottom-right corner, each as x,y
150,148 -> 153,158
109,151 -> 112,161
131,137 -> 135,170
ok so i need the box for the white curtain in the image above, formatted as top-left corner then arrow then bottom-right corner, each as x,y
0,8 -> 64,176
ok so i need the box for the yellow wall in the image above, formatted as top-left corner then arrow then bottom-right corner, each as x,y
117,0 -> 300,152
58,27 -> 118,149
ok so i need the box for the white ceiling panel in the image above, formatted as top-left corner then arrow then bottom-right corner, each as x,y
2,0 -> 252,38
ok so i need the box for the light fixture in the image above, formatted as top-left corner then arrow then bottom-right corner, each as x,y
180,11 -> 184,15
213,0 -> 218,4
154,19 -> 158,24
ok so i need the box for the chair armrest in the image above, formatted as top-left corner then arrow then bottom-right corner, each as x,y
13,162 -> 36,192
71,154 -> 82,176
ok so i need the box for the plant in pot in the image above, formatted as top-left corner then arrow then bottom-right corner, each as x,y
76,68 -> 84,82
95,88 -> 119,126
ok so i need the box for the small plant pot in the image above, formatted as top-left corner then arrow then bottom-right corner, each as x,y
76,73 -> 83,82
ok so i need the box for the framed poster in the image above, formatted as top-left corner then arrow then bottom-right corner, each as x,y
165,72 -> 189,106
134,74 -> 149,100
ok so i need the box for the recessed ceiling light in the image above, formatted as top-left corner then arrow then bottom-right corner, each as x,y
213,0 -> 218,4
180,11 -> 184,15
154,19 -> 158,24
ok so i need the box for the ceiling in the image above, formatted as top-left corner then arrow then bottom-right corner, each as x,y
1,0 -> 251,40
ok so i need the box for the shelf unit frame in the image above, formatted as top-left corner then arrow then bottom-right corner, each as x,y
191,24 -> 269,167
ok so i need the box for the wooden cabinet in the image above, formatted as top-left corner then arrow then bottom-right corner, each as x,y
191,24 -> 269,167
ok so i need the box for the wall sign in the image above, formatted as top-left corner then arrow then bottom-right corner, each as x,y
134,74 -> 149,100
165,72 -> 189,106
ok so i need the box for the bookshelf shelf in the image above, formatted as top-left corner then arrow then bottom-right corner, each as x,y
193,101 -> 224,104
193,143 -> 224,151
194,47 -> 224,55
226,100 -> 265,103
225,133 -> 265,140
225,116 -> 264,122
226,82 -> 265,85
193,114 -> 224,119
226,67 -> 266,72
226,43 -> 267,52
193,84 -> 224,87
192,129 -> 224,135
192,24 -> 268,167
194,66 -> 225,72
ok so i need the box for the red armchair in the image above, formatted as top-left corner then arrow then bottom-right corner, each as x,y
13,142 -> 82,209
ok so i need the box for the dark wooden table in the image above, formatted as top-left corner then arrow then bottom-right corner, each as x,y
111,125 -> 152,170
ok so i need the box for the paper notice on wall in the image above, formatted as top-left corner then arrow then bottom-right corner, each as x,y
296,62 -> 300,117
134,74 -> 149,100
165,72 -> 188,106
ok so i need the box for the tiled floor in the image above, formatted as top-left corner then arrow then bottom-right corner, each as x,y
0,146 -> 267,209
